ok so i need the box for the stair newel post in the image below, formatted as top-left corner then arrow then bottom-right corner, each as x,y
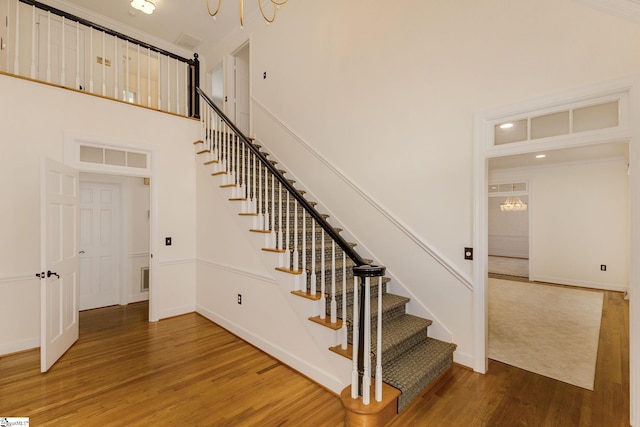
330,240 -> 337,324
251,149 -> 257,213
13,0 -> 18,76
341,251 -> 348,349
256,162 -> 263,229
375,275 -> 383,402
268,174 -> 276,248
352,264 -> 386,403
319,229 -> 326,319
351,274 -> 359,399
241,144 -> 248,212
262,165 -> 269,231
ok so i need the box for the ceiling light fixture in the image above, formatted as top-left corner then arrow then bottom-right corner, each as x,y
536,154 -> 546,159
499,183 -> 527,212
206,0 -> 288,27
131,0 -> 156,15
499,123 -> 514,129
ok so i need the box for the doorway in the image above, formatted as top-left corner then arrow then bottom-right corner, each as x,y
79,173 -> 150,313
472,76 -> 639,423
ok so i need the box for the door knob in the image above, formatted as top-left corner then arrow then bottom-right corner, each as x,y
47,270 -> 60,278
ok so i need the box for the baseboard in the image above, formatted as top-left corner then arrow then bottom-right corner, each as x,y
158,304 -> 196,320
531,275 -> 628,293
128,293 -> 149,304
196,304 -> 347,394
0,337 -> 39,356
453,350 -> 474,369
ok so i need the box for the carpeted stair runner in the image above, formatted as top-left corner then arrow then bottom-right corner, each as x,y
195,138 -> 456,414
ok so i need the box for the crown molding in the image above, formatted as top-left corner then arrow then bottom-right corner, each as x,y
575,0 -> 640,24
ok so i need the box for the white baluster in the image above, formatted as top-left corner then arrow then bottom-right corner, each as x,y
351,275 -> 359,399
301,210 -> 307,287
147,48 -> 151,106
13,0 -> 19,75
175,57 -> 179,115
125,41 -> 129,100
320,229 -> 326,320
363,276 -> 371,405
375,275 -> 383,402
293,200 -> 299,272
341,252 -> 348,349
60,17 -> 65,86
284,191 -> 290,269
277,182 -> 283,252
166,55 -> 170,111
75,22 -> 80,89
46,11 -> 51,82
137,44 -> 141,105
114,36 -> 118,98
157,53 -> 162,109
331,241 -> 337,324
310,221 -> 317,296
89,28 -> 93,92
101,31 -> 106,95
30,6 -> 35,78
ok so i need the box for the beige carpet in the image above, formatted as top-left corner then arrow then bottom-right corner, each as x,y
488,278 -> 604,390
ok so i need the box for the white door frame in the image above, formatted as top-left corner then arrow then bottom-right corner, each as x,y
64,133 -> 159,322
473,75 -> 640,425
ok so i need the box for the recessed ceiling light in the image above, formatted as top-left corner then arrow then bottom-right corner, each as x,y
131,0 -> 156,15
536,154 -> 546,159
499,123 -> 514,129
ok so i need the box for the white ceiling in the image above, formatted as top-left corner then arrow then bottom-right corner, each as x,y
42,0 -> 266,55
488,141 -> 629,170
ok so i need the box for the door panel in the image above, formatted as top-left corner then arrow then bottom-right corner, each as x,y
79,182 -> 119,310
41,158 -> 79,373
0,0 -> 9,72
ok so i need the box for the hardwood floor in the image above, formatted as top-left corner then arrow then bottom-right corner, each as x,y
0,288 -> 629,426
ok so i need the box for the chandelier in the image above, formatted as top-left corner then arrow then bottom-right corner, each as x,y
206,0 -> 288,27
500,196 -> 527,212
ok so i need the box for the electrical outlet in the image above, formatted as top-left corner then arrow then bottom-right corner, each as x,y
165,237 -> 172,246
601,264 -> 607,271
464,247 -> 473,260
237,294 -> 242,305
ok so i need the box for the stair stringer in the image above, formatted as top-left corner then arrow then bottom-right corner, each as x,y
195,162 -> 352,394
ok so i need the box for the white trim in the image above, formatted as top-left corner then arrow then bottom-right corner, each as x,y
252,98 -> 472,290
196,258 -> 277,285
530,275 -> 628,293
158,304 -> 196,320
158,258 -> 197,267
129,252 -> 150,258
196,304 -> 347,394
0,274 -> 37,284
0,337 -> 39,356
576,0 -> 640,24
474,74 -> 639,425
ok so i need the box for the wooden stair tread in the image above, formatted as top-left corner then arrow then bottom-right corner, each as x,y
309,315 -> 343,330
275,267 -> 304,275
239,212 -> 259,216
220,183 -> 236,188
229,198 -> 247,201
249,229 -> 271,233
196,150 -> 209,155
192,140 -> 204,145
211,171 -> 227,176
262,247 -> 287,253
203,160 -> 218,165
291,290 -> 322,301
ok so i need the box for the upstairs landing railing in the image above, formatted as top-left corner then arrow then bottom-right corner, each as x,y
3,0 -> 199,118
197,88 -> 386,405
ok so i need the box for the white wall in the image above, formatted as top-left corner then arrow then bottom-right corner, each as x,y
195,164 -> 351,393
488,196 -> 529,258
201,0 -> 640,366
0,74 -> 199,355
491,158 -> 630,291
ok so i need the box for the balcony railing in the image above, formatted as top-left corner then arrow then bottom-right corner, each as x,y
2,0 -> 199,118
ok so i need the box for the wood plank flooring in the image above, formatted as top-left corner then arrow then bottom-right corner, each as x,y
0,285 -> 629,426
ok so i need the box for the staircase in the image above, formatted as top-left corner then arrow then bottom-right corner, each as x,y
194,90 -> 457,418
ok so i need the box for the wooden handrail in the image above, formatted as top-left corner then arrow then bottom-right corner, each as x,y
197,88 -> 368,267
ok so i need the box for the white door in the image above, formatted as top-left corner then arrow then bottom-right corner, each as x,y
40,158 -> 79,373
234,43 -> 250,135
79,182 -> 120,310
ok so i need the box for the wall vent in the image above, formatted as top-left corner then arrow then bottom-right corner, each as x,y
174,33 -> 202,50
141,267 -> 149,292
